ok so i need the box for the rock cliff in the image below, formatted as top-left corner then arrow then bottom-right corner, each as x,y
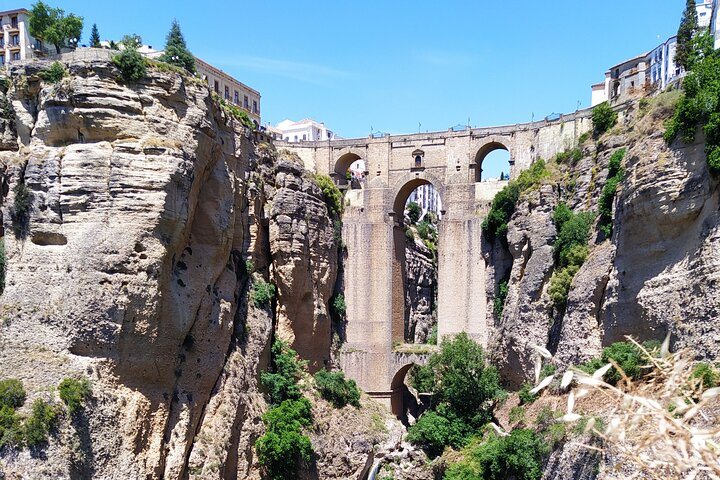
0,58 -> 395,479
488,95 -> 720,386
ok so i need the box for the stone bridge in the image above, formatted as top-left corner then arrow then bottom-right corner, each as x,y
279,109 -> 594,416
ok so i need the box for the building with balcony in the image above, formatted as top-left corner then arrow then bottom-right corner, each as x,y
0,8 -> 42,67
274,118 -> 337,143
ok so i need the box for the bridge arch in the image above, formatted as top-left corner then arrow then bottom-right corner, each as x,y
389,171 -> 446,220
333,149 -> 366,189
472,138 -> 514,182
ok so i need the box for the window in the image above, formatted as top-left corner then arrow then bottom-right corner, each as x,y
224,85 -> 229,100
302,134 -> 306,140
294,135 -> 298,142
415,155 -> 422,167
234,90 -> 239,104
214,80 -> 219,93
252,100 -> 258,113
11,34 -> 19,46
0,55 -> 4,66
285,137 -> 290,141
12,52 -> 20,61
11,16 -> 18,28
244,95 -> 249,109
327,131 -> 333,139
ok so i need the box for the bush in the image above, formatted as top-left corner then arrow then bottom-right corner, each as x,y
24,399 -> 58,447
313,369 -> 360,408
592,102 -> 617,137
578,341 -> 660,385
38,62 -> 66,83
426,324 -> 438,345
598,149 -> 625,237
406,406 -> 472,458
113,48 -> 147,83
553,148 -> 582,165
0,405 -> 23,448
58,377 -> 91,414
11,181 -> 33,238
664,50 -> 720,175
331,294 -> 346,318
691,362 -> 719,389
493,280 -> 509,319
518,383 -> 539,405
0,379 -> 26,409
407,202 -> 421,224
548,264 -> 579,313
256,398 -> 313,480
482,160 -> 549,244
251,278 -> 276,308
509,406 -> 526,425
313,174 -> 343,218
407,333 -> 504,457
212,93 -> 255,129
408,364 -> 434,393
554,208 -> 594,268
261,340 -> 305,406
444,429 -> 547,480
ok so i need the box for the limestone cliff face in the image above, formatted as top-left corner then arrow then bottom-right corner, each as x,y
489,100 -> 720,385
404,238 -> 435,343
0,58 -> 346,479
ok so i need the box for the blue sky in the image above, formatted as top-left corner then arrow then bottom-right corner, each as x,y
49,0 -> 686,172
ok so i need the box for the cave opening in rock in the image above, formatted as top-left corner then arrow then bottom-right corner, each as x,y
391,180 -> 442,347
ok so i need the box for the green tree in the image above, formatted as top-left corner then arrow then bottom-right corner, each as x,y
407,333 -> 504,457
261,341 -> 305,406
28,2 -> 83,54
120,34 -> 142,50
159,20 -> 196,74
676,0 -> 699,71
591,102 -> 618,137
406,202 -> 421,224
89,23 -> 100,48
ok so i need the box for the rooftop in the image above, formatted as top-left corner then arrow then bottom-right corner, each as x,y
0,8 -> 30,16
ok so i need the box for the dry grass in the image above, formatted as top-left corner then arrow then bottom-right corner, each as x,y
531,337 -> 720,479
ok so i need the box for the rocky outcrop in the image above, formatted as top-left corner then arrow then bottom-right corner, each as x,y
264,151 -> 338,371
0,58 -> 350,480
404,238 -> 435,343
489,99 -> 720,383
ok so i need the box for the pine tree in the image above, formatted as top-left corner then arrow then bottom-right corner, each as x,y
159,20 -> 196,74
676,0 -> 699,71
89,23 -> 101,48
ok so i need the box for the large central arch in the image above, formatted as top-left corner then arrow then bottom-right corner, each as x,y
389,173 -> 445,346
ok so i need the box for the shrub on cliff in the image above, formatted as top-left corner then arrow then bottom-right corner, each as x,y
38,62 -> 66,83
24,399 -> 58,447
598,149 -> 625,237
407,202 -> 421,224
578,340 -> 660,385
664,49 -> 720,175
58,377 -> 91,414
550,205 -> 594,313
0,405 -> 23,448
0,379 -> 26,409
251,277 -> 276,308
591,102 -> 617,137
444,429 -> 547,480
261,340 -> 305,406
11,181 -> 33,238
493,279 -> 509,319
313,174 -> 343,218
113,47 -> 146,83
313,369 -> 360,408
256,398 -> 313,480
482,160 -> 549,244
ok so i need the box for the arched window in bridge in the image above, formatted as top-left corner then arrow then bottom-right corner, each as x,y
411,149 -> 425,170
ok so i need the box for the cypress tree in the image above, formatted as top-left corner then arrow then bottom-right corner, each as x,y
159,20 -> 196,74
89,23 -> 101,47
676,0 -> 699,71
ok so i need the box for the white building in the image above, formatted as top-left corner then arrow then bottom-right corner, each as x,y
591,1 -> 715,106
274,119 -> 337,143
0,8 -> 41,67
407,184 -> 442,218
